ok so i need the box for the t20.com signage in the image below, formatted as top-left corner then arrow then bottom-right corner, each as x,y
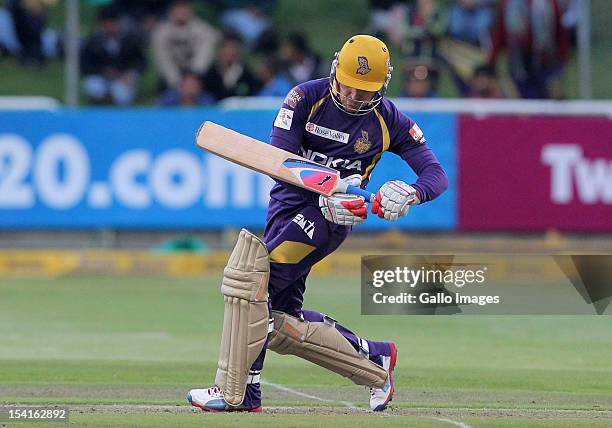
0,109 -> 456,230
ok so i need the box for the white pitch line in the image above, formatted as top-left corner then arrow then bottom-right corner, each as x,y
261,379 -> 358,409
262,379 -> 472,427
431,416 -> 473,428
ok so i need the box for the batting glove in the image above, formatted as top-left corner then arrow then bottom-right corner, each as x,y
371,180 -> 420,221
319,174 -> 368,226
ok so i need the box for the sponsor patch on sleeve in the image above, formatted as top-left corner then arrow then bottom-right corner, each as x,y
274,107 -> 294,130
408,123 -> 426,144
284,87 -> 304,109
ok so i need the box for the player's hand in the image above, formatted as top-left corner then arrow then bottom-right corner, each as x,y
319,193 -> 367,226
371,180 -> 420,221
319,174 -> 368,226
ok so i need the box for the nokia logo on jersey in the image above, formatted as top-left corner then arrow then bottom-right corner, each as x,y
300,148 -> 362,171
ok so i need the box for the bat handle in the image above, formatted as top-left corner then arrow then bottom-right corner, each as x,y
345,185 -> 376,203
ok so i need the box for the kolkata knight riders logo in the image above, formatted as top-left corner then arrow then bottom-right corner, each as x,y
354,130 -> 371,154
356,56 -> 372,75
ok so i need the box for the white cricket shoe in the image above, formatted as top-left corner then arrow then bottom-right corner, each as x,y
369,342 -> 397,411
187,386 -> 262,413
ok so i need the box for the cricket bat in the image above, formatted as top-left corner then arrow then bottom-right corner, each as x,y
195,121 -> 375,202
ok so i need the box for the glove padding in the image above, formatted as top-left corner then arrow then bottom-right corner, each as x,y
319,174 -> 368,226
371,180 -> 420,221
319,194 -> 367,226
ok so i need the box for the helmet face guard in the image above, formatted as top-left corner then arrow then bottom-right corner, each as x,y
328,49 -> 393,116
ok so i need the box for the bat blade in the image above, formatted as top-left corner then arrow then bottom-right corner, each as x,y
282,158 -> 339,195
196,121 -> 341,197
196,121 -> 374,201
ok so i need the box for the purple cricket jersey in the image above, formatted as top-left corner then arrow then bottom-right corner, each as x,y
269,78 -> 448,205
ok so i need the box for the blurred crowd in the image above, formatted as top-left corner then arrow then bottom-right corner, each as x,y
0,0 -> 580,105
376,0 -> 576,100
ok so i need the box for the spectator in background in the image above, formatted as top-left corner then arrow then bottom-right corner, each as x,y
404,0 -> 445,58
110,0 -> 174,36
444,0 -> 495,96
219,1 -> 274,49
366,0 -> 409,48
255,58 -> 293,97
158,72 -> 215,106
447,0 -> 495,48
7,0 -> 58,66
281,33 -> 325,85
152,0 -> 220,91
467,64 -> 505,98
401,60 -> 439,98
487,0 -> 569,99
81,5 -> 146,105
251,26 -> 279,56
0,4 -> 20,56
559,0 -> 579,45
203,32 -> 260,100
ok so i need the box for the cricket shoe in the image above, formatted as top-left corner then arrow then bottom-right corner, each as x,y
369,342 -> 397,411
187,386 -> 262,413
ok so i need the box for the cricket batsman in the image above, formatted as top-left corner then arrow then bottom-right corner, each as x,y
187,35 -> 448,412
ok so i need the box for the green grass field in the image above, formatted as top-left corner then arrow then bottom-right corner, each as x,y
1,275 -> 611,427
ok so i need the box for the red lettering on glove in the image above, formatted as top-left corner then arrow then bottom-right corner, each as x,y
341,199 -> 368,219
371,191 -> 385,218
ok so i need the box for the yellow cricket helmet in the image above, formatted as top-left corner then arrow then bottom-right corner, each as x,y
329,35 -> 393,115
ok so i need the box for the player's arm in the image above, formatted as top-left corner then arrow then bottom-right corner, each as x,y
397,141 -> 448,203
372,119 -> 448,221
268,86 -> 318,199
269,86 -> 307,155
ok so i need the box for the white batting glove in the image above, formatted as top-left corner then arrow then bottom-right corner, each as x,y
319,174 -> 368,226
371,180 -> 420,221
